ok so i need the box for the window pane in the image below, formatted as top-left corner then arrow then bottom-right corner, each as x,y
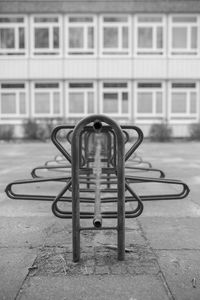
171,93 -> 186,113
88,92 -> 94,113
122,92 -> 128,113
88,27 -> 94,48
69,17 -> 93,23
35,93 -> 50,113
103,27 -> 118,48
19,92 -> 26,114
156,92 -> 163,113
122,27 -> 128,48
19,28 -> 25,49
103,93 -> 118,113
173,16 -> 197,23
0,28 -> 15,48
157,27 -> 163,48
190,92 -> 197,113
138,27 -> 153,48
35,28 -> 49,48
191,27 -> 197,49
172,28 -> 187,48
69,83 -> 93,88
53,27 -> 59,48
0,17 -> 24,23
53,92 -> 60,114
69,92 -> 84,113
69,28 -> 84,48
1,93 -> 16,114
138,16 -> 162,23
34,17 -> 58,23
138,92 -> 152,113
138,83 -> 161,88
104,82 -> 127,88
35,83 -> 59,89
172,83 -> 196,88
104,17 -> 127,22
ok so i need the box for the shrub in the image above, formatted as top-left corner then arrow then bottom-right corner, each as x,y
149,123 -> 172,142
0,124 -> 14,140
189,123 -> 200,140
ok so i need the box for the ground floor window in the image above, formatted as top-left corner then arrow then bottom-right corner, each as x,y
32,82 -> 62,117
0,82 -> 27,117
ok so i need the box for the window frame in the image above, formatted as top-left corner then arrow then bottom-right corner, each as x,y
169,14 -> 199,56
0,15 -> 27,56
0,82 -> 28,118
100,81 -> 131,117
30,14 -> 62,57
32,81 -> 62,117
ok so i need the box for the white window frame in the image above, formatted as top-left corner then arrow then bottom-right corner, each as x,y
66,81 -> 96,117
169,14 -> 198,56
0,82 -> 28,118
134,14 -> 166,56
65,15 -> 96,56
135,81 -> 165,120
169,82 -> 198,122
100,15 -> 131,56
100,81 -> 131,117
32,81 -> 62,117
30,14 -> 62,57
0,15 -> 27,56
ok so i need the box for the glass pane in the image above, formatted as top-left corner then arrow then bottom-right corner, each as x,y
172,28 -> 187,48
103,93 -> 118,113
138,27 -> 153,48
122,27 -> 128,48
137,92 -> 152,113
53,92 -> 60,114
69,83 -> 93,88
53,27 -> 59,48
69,28 -> 84,48
34,17 -> 58,23
138,16 -> 162,23
103,82 -> 127,88
35,92 -> 50,114
69,17 -> 93,23
173,16 -> 197,23
1,83 -> 24,89
1,93 -> 16,114
138,83 -> 161,88
171,92 -> 186,113
88,92 -> 94,113
172,83 -> 196,88
156,92 -> 163,113
19,28 -> 25,49
88,27 -> 94,48
0,28 -> 15,49
157,27 -> 163,48
122,92 -> 128,113
19,92 -> 26,114
0,17 -> 24,23
103,27 -> 118,48
104,17 -> 127,23
191,27 -> 197,49
69,92 -> 84,113
35,83 -> 59,89
190,92 -> 197,113
35,28 -> 49,48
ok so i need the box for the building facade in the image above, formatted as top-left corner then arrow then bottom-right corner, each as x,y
0,0 -> 200,137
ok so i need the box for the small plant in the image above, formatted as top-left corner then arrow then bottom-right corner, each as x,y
0,124 -> 14,140
23,119 -> 38,140
149,123 -> 172,142
189,123 -> 200,140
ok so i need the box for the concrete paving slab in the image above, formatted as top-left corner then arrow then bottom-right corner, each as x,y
17,275 -> 169,300
139,217 -> 200,250
0,248 -> 36,300
156,250 -> 200,300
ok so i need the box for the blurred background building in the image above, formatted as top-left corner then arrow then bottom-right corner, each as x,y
0,0 -> 200,137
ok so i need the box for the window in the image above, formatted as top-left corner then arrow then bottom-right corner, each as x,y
0,16 -> 27,55
135,15 -> 165,55
170,15 -> 198,55
66,16 -> 96,55
31,15 -> 61,55
136,82 -> 164,117
33,82 -> 62,116
67,82 -> 96,116
170,82 -> 198,119
100,15 -> 131,55
101,82 -> 130,117
0,83 -> 27,117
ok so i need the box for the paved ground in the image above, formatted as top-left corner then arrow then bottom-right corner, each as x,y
0,140 -> 200,300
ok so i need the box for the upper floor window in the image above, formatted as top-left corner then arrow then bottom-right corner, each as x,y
136,82 -> 164,117
67,82 -> 96,116
100,82 -> 130,117
66,16 -> 96,55
170,15 -> 198,55
135,15 -> 165,55
0,16 -> 27,55
170,82 -> 198,119
31,16 -> 61,56
33,82 -> 62,116
100,15 -> 131,55
0,82 -> 27,117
